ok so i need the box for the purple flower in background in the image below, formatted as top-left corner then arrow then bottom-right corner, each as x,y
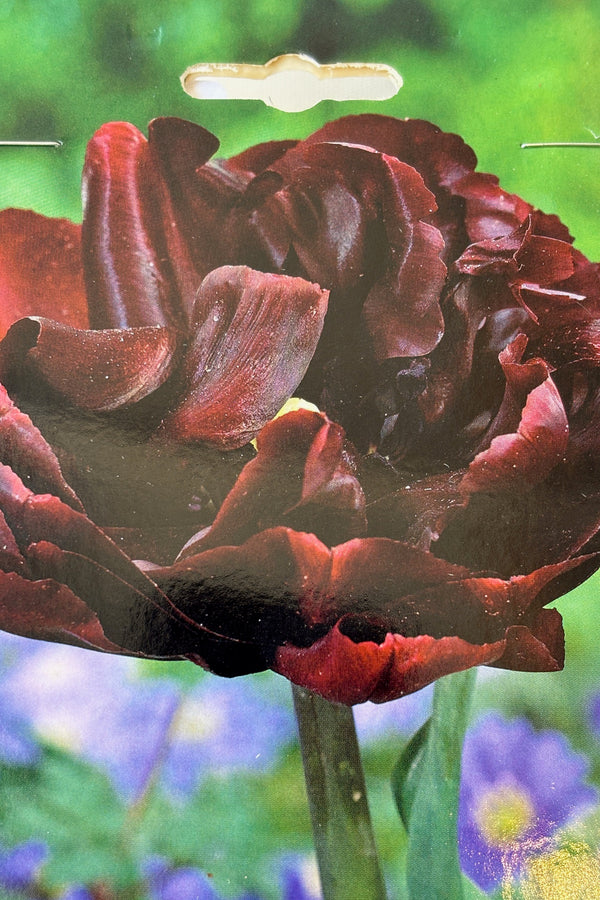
145,855 -> 320,900
0,633 -> 41,766
353,685 -> 432,744
160,677 -> 295,799
145,858 -> 261,900
0,839 -> 47,892
60,889 -> 95,900
585,691 -> 600,740
0,638 -> 176,799
0,635 -> 294,802
458,713 -> 597,891
279,857 -> 322,900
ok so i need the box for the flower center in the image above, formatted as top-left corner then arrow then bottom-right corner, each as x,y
474,783 -> 535,846
170,696 -> 226,743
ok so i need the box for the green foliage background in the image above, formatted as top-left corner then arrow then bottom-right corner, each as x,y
1,2 -> 600,898
2,0 -> 600,259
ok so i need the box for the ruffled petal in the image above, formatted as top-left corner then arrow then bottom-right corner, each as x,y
1,317 -> 177,411
179,409 -> 365,556
147,117 -> 228,319
282,141 -> 447,359
0,209 -> 88,337
490,609 -> 565,672
461,337 -> 569,493
0,569 -> 124,652
160,266 -> 329,448
274,624 -> 508,705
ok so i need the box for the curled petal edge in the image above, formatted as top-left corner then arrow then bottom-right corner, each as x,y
274,610 -> 564,706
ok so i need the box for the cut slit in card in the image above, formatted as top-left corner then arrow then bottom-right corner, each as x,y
181,53 -> 402,113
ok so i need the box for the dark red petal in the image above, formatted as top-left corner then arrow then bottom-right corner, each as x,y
0,209 -> 88,338
0,509 -> 24,572
302,115 -> 478,190
225,139 -> 299,174
451,172 -> 532,241
365,149 -> 446,359
489,609 -> 565,672
147,118 -> 224,320
0,465 -> 163,603
363,218 -> 446,359
152,527 -> 332,650
3,317 -> 177,411
0,384 -> 82,510
456,217 -> 577,286
0,569 -> 124,652
321,537 -> 472,625
366,469 -> 468,548
25,540 -> 199,656
461,341 -> 568,494
274,624 -> 507,705
160,266 -> 329,448
515,234 -> 578,285
297,143 -> 447,359
82,122 -> 180,329
179,409 -> 365,556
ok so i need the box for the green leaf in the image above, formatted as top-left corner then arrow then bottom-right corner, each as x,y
391,718 -> 430,831
391,669 -> 476,900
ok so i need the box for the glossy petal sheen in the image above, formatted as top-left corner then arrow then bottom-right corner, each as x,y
161,266 -> 329,447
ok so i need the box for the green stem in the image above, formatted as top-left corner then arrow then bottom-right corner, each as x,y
292,684 -> 387,900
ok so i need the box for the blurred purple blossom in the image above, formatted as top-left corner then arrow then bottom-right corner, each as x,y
59,888 -> 96,900
458,712 -> 597,892
586,691 -> 600,738
159,679 -> 295,800
0,839 -> 47,892
0,635 -> 295,802
0,633 -> 41,766
279,856 -> 322,900
353,685 -> 432,743
145,855 -> 321,900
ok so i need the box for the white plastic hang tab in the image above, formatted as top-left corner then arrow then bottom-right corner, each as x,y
181,53 -> 402,113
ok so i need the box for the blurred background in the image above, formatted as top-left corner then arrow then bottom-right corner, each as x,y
1,1 -> 600,898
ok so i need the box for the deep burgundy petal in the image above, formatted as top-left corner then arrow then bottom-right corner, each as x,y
179,409 -> 365,556
366,468 -> 468,549
456,216 -> 578,286
25,540 -> 200,656
274,624 -> 508,705
147,117 -> 227,320
287,142 -> 447,359
0,384 -> 82,510
82,122 -> 181,329
489,609 -> 565,672
225,139 -> 299,174
274,563 -> 572,704
160,266 -> 329,448
0,209 -> 88,337
450,172 -> 531,242
150,527 -> 332,654
2,317 -> 177,412
0,569 -> 124,652
461,336 -> 569,494
302,115 -> 478,190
